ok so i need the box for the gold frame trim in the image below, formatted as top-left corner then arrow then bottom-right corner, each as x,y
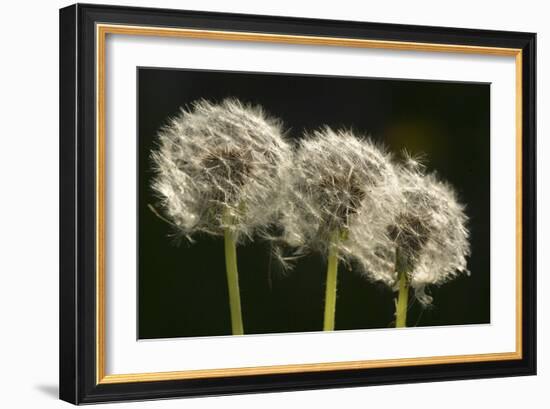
96,23 -> 523,385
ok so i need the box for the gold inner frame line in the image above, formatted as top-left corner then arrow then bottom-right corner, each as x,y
95,23 -> 523,385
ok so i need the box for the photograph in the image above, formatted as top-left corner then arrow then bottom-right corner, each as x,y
0,0 -> 542,406
138,67 -> 489,339
56,3 -> 536,404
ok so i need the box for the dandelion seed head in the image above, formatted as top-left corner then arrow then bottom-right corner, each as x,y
385,158 -> 471,304
278,127 -> 400,272
151,98 -> 292,242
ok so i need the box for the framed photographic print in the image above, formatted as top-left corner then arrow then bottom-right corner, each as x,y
59,3 -> 536,404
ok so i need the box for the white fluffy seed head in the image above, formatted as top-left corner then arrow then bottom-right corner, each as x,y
383,158 -> 471,304
151,98 -> 292,242
277,127 -> 401,271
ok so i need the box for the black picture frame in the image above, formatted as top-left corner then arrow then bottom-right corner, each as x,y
60,3 -> 536,404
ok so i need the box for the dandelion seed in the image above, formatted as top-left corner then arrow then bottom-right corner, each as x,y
386,156 -> 471,327
151,98 -> 292,335
278,127 -> 400,331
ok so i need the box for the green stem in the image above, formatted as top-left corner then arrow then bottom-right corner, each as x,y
395,249 -> 410,328
323,231 -> 340,331
223,217 -> 244,335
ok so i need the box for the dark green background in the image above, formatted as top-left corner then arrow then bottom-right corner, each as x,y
138,68 -> 490,339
